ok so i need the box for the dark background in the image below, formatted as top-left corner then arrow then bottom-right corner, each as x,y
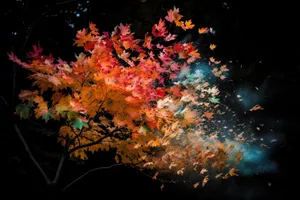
2,0 -> 299,199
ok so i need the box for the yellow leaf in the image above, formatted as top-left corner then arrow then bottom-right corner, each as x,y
184,20 -> 195,29
209,44 -> 216,50
229,168 -> 239,176
148,140 -> 160,147
202,175 -> 209,187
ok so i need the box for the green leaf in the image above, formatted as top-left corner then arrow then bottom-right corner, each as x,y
72,118 -> 88,130
67,111 -> 78,120
42,111 -> 54,123
209,97 -> 220,104
16,103 -> 34,119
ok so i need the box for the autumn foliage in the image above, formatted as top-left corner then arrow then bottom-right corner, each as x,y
9,7 -> 242,187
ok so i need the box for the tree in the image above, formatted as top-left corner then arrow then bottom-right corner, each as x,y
9,7 -> 243,198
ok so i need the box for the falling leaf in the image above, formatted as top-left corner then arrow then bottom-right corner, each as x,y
229,168 -> 239,176
204,111 -> 214,119
153,172 -> 159,180
234,151 -> 243,163
220,65 -> 229,71
209,44 -> 216,50
250,105 -> 264,111
199,27 -> 209,34
177,168 -> 184,175
160,184 -> 165,191
193,182 -> 200,188
200,168 -> 208,174
202,175 -> 209,187
184,20 -> 195,30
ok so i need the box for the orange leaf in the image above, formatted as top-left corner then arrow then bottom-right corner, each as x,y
184,20 -> 195,30
249,104 -> 264,111
131,132 -> 140,139
209,44 -> 216,50
204,111 -> 213,119
153,172 -> 159,180
199,27 -> 208,34
202,175 -> 209,187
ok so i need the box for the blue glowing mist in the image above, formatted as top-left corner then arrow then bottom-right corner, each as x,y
228,141 -> 278,176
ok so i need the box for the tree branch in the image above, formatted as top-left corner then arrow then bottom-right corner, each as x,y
61,163 -> 123,192
53,154 -> 66,184
61,160 -> 144,192
14,124 -> 51,185
68,135 -> 107,154
68,127 -> 125,154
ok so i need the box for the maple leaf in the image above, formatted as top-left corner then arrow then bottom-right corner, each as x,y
72,118 -> 89,130
16,103 -> 34,119
204,111 -> 214,119
209,44 -> 217,50
89,22 -> 99,35
164,33 -> 177,42
42,111 -> 54,123
27,44 -> 43,59
198,27 -> 209,34
182,20 -> 195,30
165,9 -> 174,22
48,76 -> 61,86
209,97 -> 220,104
152,19 -> 168,37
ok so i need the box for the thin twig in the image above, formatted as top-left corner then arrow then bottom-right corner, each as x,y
0,96 -> 9,107
56,0 -> 77,5
14,124 -> 51,185
61,163 -> 123,192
